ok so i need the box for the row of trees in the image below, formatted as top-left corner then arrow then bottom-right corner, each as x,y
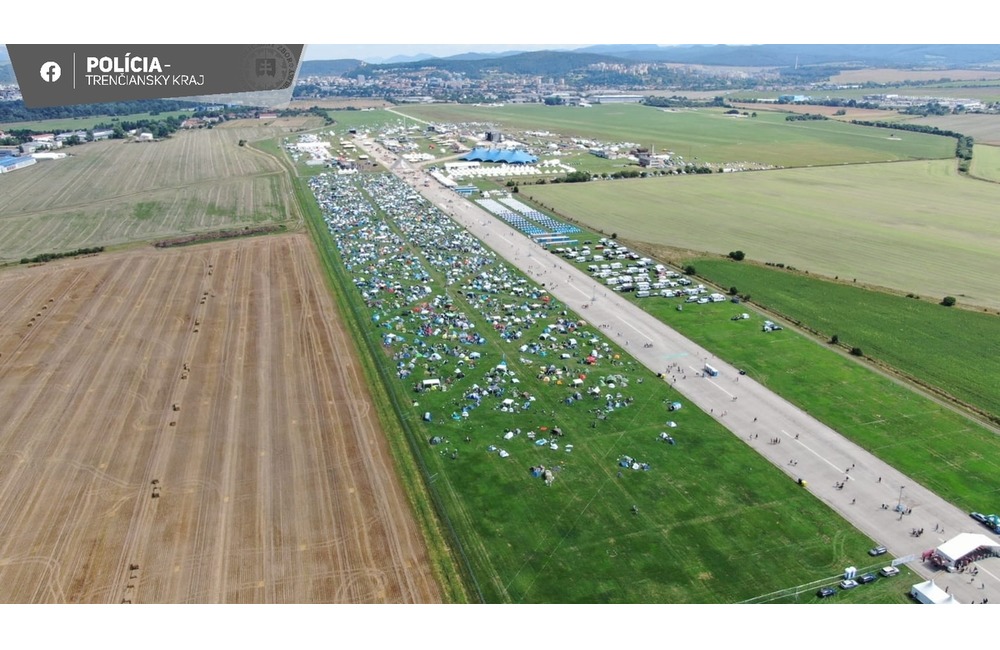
644,95 -> 728,108
20,246 -> 104,265
0,99 -> 203,124
850,119 -> 974,170
785,113 -> 829,122
734,97 -> 882,110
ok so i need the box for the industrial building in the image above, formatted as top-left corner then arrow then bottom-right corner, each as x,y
0,156 -> 37,173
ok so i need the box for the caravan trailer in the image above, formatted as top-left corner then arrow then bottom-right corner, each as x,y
704,364 -> 719,377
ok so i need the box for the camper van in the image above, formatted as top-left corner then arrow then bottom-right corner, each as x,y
704,364 -> 719,377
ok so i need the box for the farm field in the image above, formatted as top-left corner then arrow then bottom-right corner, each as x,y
302,171 -> 913,604
395,103 -> 953,167
902,113 -> 1000,146
828,69 -> 1000,84
0,234 -> 441,603
732,85 -> 1000,104
0,125 -> 301,261
522,159 -> 1000,309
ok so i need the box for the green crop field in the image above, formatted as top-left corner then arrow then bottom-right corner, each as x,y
395,103 -> 953,168
301,170 -> 911,603
0,125 -> 300,260
687,259 -> 1000,422
522,160 -> 1000,309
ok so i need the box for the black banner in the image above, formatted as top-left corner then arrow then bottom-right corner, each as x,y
8,44 -> 303,108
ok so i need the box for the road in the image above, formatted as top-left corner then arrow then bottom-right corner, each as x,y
357,137 -> 999,604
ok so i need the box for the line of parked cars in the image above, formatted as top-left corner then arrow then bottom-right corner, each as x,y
970,511 -> 1000,533
817,548 -> 899,598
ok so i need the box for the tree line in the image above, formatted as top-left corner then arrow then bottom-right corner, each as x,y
785,113 -> 829,121
849,119 -> 974,169
0,99 -> 203,124
20,246 -> 104,265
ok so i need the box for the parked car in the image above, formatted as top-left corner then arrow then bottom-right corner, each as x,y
879,566 -> 900,577
858,573 -> 877,584
970,512 -> 988,524
868,545 -> 887,556
840,579 -> 858,590
816,586 -> 836,598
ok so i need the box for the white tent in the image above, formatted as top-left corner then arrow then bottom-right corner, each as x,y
910,580 -> 961,604
934,533 -> 1000,567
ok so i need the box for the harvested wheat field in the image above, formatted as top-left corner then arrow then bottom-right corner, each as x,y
0,234 -> 441,603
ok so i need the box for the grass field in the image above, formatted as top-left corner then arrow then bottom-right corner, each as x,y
969,143 -> 1000,181
0,110 -> 193,133
394,104 -> 953,168
301,170 -> 914,603
522,160 -> 1000,309
685,258 -> 1000,423
730,102 -> 895,122
0,125 -> 301,260
598,294 -> 1000,518
290,99 -> 392,110
322,108 -> 417,134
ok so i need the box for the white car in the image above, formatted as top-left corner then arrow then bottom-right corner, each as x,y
839,579 -> 858,590
879,566 -> 900,577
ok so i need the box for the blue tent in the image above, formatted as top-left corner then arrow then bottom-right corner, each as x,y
461,148 -> 537,164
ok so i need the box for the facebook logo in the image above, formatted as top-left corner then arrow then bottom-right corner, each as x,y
40,61 -> 62,83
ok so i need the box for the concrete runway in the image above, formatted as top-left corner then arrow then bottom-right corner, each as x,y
358,138 -> 999,604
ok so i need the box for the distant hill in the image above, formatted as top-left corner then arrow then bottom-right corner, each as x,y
297,45 -> 1000,84
586,44 -> 1000,68
441,50 -> 529,62
0,63 -> 15,85
342,50 -> 627,78
0,45 -> 8,63
383,53 -> 439,64
299,59 -> 364,77
574,45 -> 659,56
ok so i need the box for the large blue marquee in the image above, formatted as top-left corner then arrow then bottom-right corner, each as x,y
461,148 -> 538,164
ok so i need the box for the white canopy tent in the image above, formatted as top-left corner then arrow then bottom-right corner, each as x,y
934,533 -> 1000,568
910,580 -> 961,605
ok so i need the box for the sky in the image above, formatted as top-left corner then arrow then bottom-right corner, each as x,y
3,1 -> 991,53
